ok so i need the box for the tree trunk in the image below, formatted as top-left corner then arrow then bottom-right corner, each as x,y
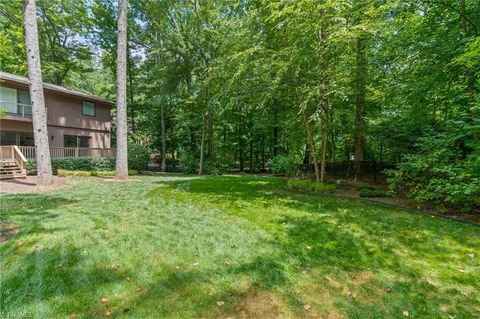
198,111 -> 207,175
238,106 -> 244,172
354,34 -> 367,178
207,109 -> 213,157
301,108 -> 320,182
320,127 -> 328,183
273,105 -> 279,157
24,0 -> 53,185
160,100 -> 166,172
115,0 -> 128,179
320,96 -> 329,183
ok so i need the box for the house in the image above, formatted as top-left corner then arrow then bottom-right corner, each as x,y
0,71 -> 115,178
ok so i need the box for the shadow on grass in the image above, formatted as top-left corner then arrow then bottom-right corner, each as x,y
147,175 -> 480,317
1,176 -> 478,318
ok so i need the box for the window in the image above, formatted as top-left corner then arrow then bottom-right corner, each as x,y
0,132 -> 17,145
64,135 -> 78,147
82,101 -> 95,116
0,87 -> 32,116
0,87 -> 17,113
78,136 -> 91,147
64,135 -> 91,148
18,90 -> 32,115
19,132 -> 34,146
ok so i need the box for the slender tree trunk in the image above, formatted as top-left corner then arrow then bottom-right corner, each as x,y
207,109 -> 213,157
24,0 -> 53,185
238,106 -> 244,172
320,126 -> 328,183
354,34 -> 367,177
301,108 -> 320,182
273,104 -> 279,157
319,95 -> 329,183
249,139 -> 253,172
198,110 -> 207,175
115,0 -> 128,179
160,100 -> 166,172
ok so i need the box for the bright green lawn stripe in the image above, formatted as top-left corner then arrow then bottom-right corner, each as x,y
0,175 -> 479,318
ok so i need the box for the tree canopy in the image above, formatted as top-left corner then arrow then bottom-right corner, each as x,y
1,0 -> 479,210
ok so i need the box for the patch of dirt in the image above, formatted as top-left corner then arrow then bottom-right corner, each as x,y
234,291 -> 282,319
349,271 -> 373,286
0,176 -> 67,194
0,222 -> 18,244
322,310 -> 347,319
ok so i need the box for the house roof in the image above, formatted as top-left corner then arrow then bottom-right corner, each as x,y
0,71 -> 114,106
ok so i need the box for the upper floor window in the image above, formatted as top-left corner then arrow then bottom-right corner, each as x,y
0,87 -> 31,116
82,101 -> 95,116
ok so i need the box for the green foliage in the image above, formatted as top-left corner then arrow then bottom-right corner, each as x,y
178,151 -> 198,174
358,187 -> 390,198
268,155 -> 301,176
287,178 -> 337,193
27,157 -> 115,174
203,159 -> 225,176
127,143 -> 150,171
388,116 -> 480,212
57,169 -> 138,177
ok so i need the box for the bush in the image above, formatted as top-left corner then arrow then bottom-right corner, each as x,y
287,178 -> 337,193
27,157 -> 116,174
178,151 -> 198,174
57,169 -> 139,177
203,159 -> 225,175
359,187 -> 390,198
387,115 -> 480,212
268,154 -> 301,176
127,143 -> 150,171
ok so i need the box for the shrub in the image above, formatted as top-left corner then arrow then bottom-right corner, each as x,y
203,159 -> 225,175
268,154 -> 301,176
57,169 -> 139,177
128,143 -> 150,171
178,151 -> 198,174
27,157 -> 116,174
287,178 -> 337,193
387,115 -> 480,212
359,187 -> 389,198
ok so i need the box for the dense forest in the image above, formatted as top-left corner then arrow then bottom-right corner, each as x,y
1,0 -> 479,211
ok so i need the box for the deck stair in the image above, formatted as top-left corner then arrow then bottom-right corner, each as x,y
0,146 -> 28,180
0,161 -> 26,180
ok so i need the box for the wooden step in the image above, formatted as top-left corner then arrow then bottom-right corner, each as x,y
0,160 -> 25,179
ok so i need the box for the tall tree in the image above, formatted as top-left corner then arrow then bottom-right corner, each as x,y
116,0 -> 128,179
23,0 -> 53,185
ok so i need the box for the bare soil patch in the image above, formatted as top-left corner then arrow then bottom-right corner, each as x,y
233,290 -> 283,319
0,222 -> 18,244
0,176 -> 67,194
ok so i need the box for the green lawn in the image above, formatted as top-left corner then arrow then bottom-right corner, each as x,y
1,175 -> 479,318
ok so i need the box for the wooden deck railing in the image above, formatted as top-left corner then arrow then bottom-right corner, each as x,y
0,145 -> 28,175
18,146 -> 116,159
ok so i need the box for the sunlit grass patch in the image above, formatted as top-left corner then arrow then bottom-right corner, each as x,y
1,175 -> 479,318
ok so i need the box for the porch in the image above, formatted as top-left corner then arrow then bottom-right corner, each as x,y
17,146 -> 116,159
0,145 -> 115,179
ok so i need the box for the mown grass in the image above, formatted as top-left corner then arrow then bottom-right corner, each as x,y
0,175 -> 479,318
